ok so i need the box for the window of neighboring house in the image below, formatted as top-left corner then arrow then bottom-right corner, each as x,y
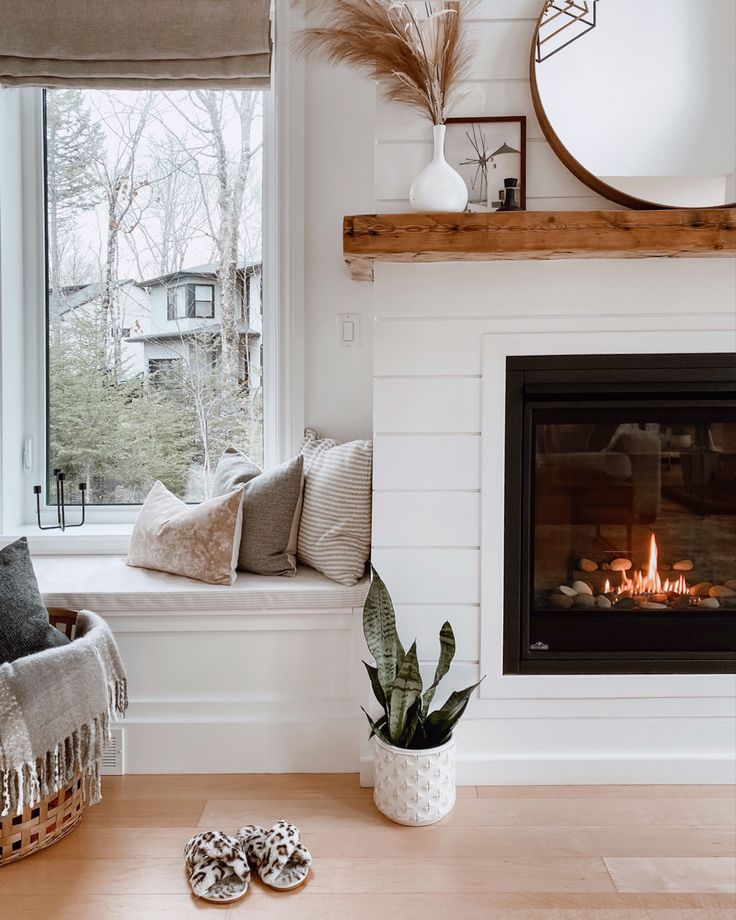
192,284 -> 215,319
44,88 -> 265,506
148,357 -> 179,385
166,283 -> 215,321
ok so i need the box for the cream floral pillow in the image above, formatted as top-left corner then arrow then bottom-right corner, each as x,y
126,481 -> 244,585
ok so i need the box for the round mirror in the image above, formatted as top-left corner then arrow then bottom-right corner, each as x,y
531,0 -> 736,209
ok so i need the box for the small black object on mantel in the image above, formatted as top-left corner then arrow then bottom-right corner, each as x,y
499,178 -> 522,212
33,469 -> 86,531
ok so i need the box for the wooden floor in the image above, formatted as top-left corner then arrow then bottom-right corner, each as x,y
1,776 -> 735,919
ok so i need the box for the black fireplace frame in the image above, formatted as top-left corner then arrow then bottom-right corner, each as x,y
503,353 -> 736,675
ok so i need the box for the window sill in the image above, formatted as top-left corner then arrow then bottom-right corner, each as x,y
1,524 -> 132,556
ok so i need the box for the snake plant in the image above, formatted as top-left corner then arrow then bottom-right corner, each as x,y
361,567 -> 483,750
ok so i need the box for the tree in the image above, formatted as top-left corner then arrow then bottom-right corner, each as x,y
159,91 -> 263,390
90,93 -> 154,377
154,329 -> 263,497
49,309 -> 192,502
45,90 -> 104,316
134,135 -> 204,276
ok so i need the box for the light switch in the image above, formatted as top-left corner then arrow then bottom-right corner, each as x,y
337,313 -> 361,348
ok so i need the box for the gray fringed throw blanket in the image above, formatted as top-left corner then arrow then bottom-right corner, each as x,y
0,610 -> 127,817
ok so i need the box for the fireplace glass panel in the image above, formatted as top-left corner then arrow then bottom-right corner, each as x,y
531,407 -> 736,654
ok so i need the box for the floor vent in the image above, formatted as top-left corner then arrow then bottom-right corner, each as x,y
101,728 -> 124,775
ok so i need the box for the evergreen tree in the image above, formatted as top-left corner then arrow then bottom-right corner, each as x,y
49,310 -> 192,502
46,90 -> 104,315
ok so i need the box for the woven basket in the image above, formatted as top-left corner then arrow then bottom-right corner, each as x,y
0,609 -> 87,867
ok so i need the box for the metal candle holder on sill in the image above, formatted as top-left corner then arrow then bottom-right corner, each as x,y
33,469 -> 87,531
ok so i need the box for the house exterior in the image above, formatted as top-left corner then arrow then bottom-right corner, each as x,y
56,279 -> 150,377
56,262 -> 262,389
126,262 -> 262,390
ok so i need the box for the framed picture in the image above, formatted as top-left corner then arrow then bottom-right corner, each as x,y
444,116 -> 527,211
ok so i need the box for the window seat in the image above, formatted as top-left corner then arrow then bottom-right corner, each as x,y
30,555 -> 368,774
32,555 -> 369,614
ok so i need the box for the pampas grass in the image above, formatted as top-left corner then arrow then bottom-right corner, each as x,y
298,1 -> 476,125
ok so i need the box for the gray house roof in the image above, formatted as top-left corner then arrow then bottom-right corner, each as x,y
135,261 -> 261,289
56,279 -> 136,316
125,320 -> 258,344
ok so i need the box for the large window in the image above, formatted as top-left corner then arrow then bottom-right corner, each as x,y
45,90 -> 264,505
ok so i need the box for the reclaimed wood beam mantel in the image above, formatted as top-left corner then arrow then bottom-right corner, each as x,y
342,209 -> 736,281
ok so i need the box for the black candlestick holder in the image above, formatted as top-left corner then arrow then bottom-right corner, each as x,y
34,469 -> 86,531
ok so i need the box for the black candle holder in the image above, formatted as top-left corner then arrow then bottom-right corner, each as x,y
34,469 -> 86,531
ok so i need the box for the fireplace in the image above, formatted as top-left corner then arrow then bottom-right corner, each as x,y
503,353 -> 736,674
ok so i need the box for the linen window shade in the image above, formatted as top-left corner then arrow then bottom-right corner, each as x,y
0,1 -> 272,88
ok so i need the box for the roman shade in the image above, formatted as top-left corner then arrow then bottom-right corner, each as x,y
0,1 -> 271,89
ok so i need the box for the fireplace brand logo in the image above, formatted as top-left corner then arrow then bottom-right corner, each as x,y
529,642 -> 550,651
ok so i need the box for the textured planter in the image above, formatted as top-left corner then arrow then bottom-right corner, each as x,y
373,735 -> 456,826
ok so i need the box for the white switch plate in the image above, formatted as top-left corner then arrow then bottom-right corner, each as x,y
337,313 -> 361,349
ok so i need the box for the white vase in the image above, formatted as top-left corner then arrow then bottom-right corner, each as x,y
409,125 -> 468,213
372,734 -> 456,826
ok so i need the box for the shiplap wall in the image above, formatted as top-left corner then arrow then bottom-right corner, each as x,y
374,0 -> 623,212
366,1 -> 736,784
369,262 -> 736,785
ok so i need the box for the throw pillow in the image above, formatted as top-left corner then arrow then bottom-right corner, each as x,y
125,481 -> 244,585
212,448 -> 304,576
211,448 -> 261,496
297,430 -> 373,586
0,537 -> 70,665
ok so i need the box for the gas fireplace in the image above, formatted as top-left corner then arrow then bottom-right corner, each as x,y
503,353 -> 736,674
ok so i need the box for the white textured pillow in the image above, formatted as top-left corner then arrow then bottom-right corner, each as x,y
297,430 -> 372,586
126,481 -> 244,585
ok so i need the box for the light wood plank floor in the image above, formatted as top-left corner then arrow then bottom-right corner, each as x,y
1,776 -> 734,919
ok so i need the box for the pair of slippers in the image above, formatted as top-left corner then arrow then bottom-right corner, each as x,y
184,820 -> 311,903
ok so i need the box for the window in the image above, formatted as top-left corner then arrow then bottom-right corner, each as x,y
193,284 -> 215,319
44,89 -> 265,505
148,357 -> 179,376
166,283 -> 215,321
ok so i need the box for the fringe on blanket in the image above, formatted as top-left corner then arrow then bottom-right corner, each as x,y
1,677 -> 127,818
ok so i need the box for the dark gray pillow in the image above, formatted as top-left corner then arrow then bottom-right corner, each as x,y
213,448 -> 304,576
0,538 -> 70,665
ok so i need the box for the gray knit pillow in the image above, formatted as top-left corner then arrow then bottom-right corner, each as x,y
0,538 -> 70,665
213,448 -> 304,576
297,431 -> 373,586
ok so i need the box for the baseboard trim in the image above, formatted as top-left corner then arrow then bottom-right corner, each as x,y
121,720 -> 362,773
360,754 -> 736,786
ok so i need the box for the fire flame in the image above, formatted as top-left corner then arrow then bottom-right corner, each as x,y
616,533 -> 689,596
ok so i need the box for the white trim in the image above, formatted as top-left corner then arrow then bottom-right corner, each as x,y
21,89 -> 47,528
361,753 -> 736,786
265,0 -> 306,464
0,89 -> 27,531
3,524 -> 132,555
479,317 -> 736,701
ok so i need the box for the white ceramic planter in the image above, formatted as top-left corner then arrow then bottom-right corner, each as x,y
373,734 -> 456,826
409,125 -> 468,213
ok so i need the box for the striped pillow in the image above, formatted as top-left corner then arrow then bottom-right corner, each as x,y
297,431 -> 372,586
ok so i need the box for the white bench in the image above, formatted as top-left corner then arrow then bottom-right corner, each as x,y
33,556 -> 369,774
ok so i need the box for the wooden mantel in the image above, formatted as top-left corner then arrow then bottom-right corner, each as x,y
343,208 -> 736,281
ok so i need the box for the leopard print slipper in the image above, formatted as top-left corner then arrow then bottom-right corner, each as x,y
237,819 -> 312,890
184,831 -> 250,903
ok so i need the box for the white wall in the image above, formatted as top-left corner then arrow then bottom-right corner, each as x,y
302,63 -> 376,441
368,262 -> 736,785
289,2 -> 736,782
